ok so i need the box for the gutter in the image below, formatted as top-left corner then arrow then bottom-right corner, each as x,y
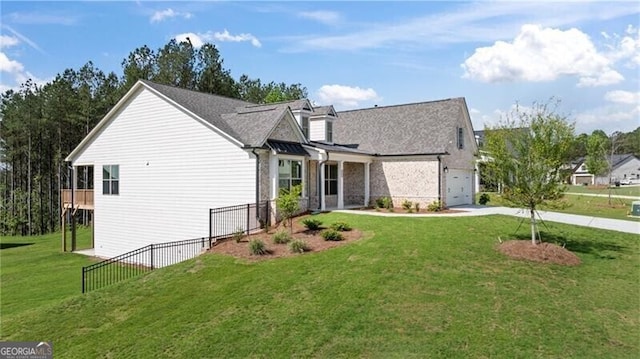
250,148 -> 260,219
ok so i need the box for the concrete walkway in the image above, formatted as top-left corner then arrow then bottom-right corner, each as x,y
565,192 -> 640,200
335,205 -> 640,235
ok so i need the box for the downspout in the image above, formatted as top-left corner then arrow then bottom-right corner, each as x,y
251,149 -> 260,220
437,155 -> 442,210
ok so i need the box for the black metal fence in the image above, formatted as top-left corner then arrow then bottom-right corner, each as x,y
209,201 -> 270,245
82,237 -> 209,293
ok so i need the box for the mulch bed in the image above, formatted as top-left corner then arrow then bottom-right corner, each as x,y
209,218 -> 363,261
497,240 -> 581,266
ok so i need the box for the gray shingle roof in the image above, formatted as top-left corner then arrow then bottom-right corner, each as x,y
141,80 -> 251,140
142,80 -> 288,147
308,141 -> 374,155
334,98 -> 470,155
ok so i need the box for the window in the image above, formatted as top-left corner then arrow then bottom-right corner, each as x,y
457,127 -> 464,149
102,165 -> 119,195
278,159 -> 302,194
301,116 -> 309,138
325,164 -> 337,195
326,120 -> 333,142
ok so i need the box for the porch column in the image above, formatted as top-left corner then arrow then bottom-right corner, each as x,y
364,162 -> 370,207
474,162 -> 480,194
320,163 -> 326,211
269,153 -> 278,199
337,161 -> 344,209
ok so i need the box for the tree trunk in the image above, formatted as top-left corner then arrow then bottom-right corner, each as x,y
530,207 -> 537,245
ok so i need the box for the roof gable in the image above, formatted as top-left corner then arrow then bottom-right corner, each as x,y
334,98 -> 477,155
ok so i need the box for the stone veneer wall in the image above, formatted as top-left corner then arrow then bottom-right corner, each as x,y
308,160 -> 319,209
268,116 -> 300,142
370,159 -> 439,208
344,162 -> 365,206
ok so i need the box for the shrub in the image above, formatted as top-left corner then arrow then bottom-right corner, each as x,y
248,239 -> 268,255
232,227 -> 245,243
401,199 -> 413,211
301,218 -> 322,230
375,196 -> 393,209
272,230 -> 291,244
288,239 -> 309,253
414,202 -> 421,213
276,185 -> 301,234
330,221 -> 351,231
381,196 -> 393,209
427,201 -> 442,212
479,193 -> 490,205
321,229 -> 344,241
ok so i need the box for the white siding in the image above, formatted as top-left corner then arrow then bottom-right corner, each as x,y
309,119 -> 326,141
73,88 -> 256,258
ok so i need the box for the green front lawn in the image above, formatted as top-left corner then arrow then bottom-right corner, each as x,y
480,191 -> 640,221
1,214 -> 638,358
567,184 -> 640,197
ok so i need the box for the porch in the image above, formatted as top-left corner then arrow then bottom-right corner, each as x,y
61,189 -> 94,210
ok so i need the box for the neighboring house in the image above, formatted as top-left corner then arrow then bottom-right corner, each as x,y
571,154 -> 640,185
63,80 -> 477,258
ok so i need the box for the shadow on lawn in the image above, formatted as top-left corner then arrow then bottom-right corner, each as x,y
0,242 -> 35,250
513,231 -> 628,259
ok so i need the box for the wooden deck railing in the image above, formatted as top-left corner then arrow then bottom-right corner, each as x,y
62,189 -> 94,208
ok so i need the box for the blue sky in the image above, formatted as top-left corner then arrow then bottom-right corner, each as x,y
1,1 -> 639,135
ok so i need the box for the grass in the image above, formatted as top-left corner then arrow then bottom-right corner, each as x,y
1,213 -> 638,358
479,191 -> 640,221
566,184 -> 640,197
0,227 -> 95,318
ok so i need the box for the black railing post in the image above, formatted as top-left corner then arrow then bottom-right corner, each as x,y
150,244 -> 155,270
209,208 -> 213,247
246,203 -> 250,235
82,267 -> 86,293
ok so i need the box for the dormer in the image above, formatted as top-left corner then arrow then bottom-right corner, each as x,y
288,99 -> 314,139
309,105 -> 338,143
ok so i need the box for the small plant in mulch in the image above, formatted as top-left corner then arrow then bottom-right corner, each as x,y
248,239 -> 268,255
272,230 -> 291,244
479,193 -> 490,205
414,202 -> 420,213
427,201 -> 442,212
402,199 -> 413,212
330,221 -> 352,232
301,218 -> 322,231
232,227 -> 245,243
321,229 -> 344,241
288,239 -> 310,253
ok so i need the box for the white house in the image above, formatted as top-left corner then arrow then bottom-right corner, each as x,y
571,154 -> 640,185
63,80 -> 478,259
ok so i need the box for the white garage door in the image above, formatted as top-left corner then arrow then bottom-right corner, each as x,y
446,169 -> 473,207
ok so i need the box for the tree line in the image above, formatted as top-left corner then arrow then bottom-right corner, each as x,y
0,39 -> 307,236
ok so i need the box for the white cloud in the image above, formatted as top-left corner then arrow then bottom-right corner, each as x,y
0,52 -> 24,73
604,90 -> 640,105
174,33 -> 204,48
298,11 -> 342,26
2,25 -> 45,54
462,24 -> 623,87
0,35 -> 19,49
174,30 -> 261,48
212,29 -> 261,47
150,8 -> 192,23
601,24 -> 640,67
316,84 -> 380,107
